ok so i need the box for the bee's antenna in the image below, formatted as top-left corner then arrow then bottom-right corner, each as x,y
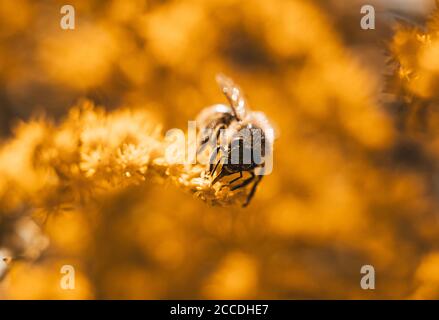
215,73 -> 248,121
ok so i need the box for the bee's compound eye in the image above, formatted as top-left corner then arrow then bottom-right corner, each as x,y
200,134 -> 210,144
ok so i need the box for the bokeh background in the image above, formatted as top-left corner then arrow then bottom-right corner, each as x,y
1,0 -> 439,299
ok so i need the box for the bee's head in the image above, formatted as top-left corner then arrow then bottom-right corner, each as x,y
195,104 -> 237,154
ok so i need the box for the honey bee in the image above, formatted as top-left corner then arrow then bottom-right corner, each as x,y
196,74 -> 274,207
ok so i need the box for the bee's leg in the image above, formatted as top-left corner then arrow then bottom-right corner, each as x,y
219,171 -> 242,190
243,175 -> 263,207
209,146 -> 226,176
211,158 -> 222,177
208,146 -> 221,174
230,171 -> 255,191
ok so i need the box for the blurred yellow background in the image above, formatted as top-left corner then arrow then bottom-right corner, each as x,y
0,0 -> 439,299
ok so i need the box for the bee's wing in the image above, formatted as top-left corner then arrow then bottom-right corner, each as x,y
216,73 -> 249,121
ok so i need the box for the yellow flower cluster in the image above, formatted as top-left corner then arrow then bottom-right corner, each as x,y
0,100 -> 249,217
